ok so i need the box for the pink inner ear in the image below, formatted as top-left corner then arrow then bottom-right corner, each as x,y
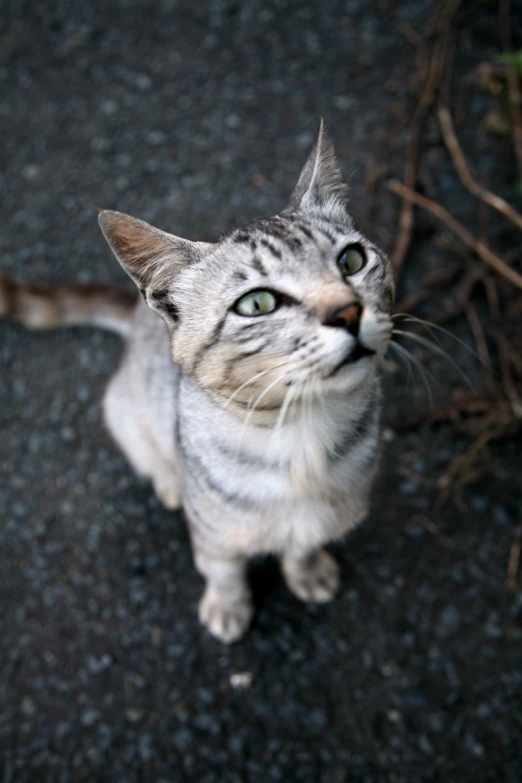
99,211 -> 177,288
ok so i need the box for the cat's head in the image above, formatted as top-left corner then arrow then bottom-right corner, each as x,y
99,122 -> 394,411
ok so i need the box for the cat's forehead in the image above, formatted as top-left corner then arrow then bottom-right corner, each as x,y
229,212 -> 355,253
213,211 -> 361,274
176,209 -> 388,305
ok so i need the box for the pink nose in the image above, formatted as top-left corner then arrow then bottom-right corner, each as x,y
324,302 -> 362,337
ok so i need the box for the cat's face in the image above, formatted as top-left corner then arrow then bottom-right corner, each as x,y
99,122 -> 394,410
170,214 -> 392,407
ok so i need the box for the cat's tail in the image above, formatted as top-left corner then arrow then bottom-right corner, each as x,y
0,274 -> 137,337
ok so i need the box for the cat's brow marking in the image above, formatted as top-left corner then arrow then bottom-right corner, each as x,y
260,238 -> 282,259
251,256 -> 268,277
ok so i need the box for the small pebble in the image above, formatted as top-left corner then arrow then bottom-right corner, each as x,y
22,164 -> 40,181
125,708 -> 145,723
21,696 -> 36,717
229,672 -> 253,690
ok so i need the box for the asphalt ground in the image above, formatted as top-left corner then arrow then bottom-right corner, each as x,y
1,1 -> 521,781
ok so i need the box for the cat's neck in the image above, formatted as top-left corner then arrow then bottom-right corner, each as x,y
178,370 -> 380,495
182,368 -> 378,437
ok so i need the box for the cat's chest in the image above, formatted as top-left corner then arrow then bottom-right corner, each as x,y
247,413 -> 354,497
179,391 -> 377,552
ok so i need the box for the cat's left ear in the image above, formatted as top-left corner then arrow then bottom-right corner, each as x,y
98,210 -> 213,323
287,119 -> 348,213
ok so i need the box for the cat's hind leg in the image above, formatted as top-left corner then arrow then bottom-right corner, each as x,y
103,369 -> 182,510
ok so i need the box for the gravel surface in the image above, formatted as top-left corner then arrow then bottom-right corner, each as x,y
1,1 -> 521,781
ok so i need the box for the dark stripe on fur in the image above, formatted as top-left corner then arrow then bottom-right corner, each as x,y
260,221 -> 302,252
297,224 -> 315,242
234,331 -> 266,345
315,227 -> 337,244
328,394 -> 379,462
211,386 -> 281,412
227,394 -> 281,412
180,434 -> 258,510
363,263 -> 385,282
149,288 -> 179,321
221,348 -> 266,383
191,314 -> 228,373
234,346 -> 264,360
251,256 -> 268,277
215,437 -> 281,470
260,238 -> 282,259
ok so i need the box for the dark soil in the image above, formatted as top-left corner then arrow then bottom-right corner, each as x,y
1,1 -> 521,781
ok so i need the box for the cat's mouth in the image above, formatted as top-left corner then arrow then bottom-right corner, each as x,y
328,342 -> 376,377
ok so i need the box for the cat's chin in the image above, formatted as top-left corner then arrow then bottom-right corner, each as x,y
328,345 -> 376,377
323,354 -> 376,393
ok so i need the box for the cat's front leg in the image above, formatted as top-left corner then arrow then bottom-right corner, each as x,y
282,547 -> 340,603
194,550 -> 253,644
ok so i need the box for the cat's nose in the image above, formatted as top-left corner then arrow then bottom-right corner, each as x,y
323,302 -> 363,337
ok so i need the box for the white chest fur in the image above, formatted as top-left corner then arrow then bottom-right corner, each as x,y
179,380 -> 377,555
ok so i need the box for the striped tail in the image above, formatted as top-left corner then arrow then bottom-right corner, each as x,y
0,274 -> 137,337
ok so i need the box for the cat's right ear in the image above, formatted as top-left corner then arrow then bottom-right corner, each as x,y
98,210 -> 212,321
287,119 -> 348,215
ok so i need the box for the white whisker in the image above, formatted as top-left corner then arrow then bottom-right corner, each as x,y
222,354 -> 297,410
388,341 -> 434,407
222,367 -> 273,410
392,313 -> 488,368
271,375 -> 302,445
237,370 -> 293,454
393,329 -> 473,389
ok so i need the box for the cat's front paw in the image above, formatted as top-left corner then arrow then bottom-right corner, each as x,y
282,549 -> 340,603
199,586 -> 253,644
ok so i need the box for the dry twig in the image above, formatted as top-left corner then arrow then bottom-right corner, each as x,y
506,527 -> 522,594
395,388 -> 493,431
387,0 -> 522,510
438,106 -> 522,231
499,0 -> 522,181
484,277 -> 519,405
387,179 -> 522,290
397,465 -> 440,488
396,18 -> 429,90
465,303 -> 496,397
436,409 -> 515,508
390,4 -> 461,277
395,259 -> 461,314
362,159 -> 389,236
431,264 -> 485,324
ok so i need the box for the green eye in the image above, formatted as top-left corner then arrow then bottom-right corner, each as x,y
338,245 -> 366,277
234,289 -> 278,317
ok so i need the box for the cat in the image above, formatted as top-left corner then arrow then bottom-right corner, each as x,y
1,121 -> 394,643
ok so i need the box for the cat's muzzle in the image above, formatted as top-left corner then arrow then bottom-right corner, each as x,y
329,341 -> 376,376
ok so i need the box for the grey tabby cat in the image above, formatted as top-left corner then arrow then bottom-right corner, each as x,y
1,122 -> 394,642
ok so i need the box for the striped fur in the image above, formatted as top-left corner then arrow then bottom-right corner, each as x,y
0,274 -> 136,337
2,123 -> 394,643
